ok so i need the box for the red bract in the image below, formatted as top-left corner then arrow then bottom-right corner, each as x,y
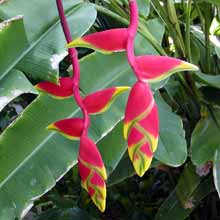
78,136 -> 107,212
83,87 -> 130,115
124,81 -> 159,176
67,28 -> 128,54
135,55 -> 198,82
35,77 -> 73,99
47,118 -> 84,140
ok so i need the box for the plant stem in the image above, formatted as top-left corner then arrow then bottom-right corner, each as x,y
184,0 -> 200,100
205,18 -> 211,73
93,4 -> 166,55
166,0 -> 186,57
151,0 -> 186,57
185,0 -> 192,62
56,0 -> 89,134
126,0 -> 139,78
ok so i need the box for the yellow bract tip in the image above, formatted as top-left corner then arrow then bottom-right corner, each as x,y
91,186 -> 106,212
100,166 -> 107,181
46,123 -> 56,131
66,38 -> 85,48
115,86 -> 130,94
123,122 -> 130,140
133,155 -> 153,177
180,61 -> 199,72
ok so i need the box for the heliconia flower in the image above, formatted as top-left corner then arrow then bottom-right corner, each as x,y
67,28 -> 128,54
135,55 -> 199,83
83,87 -> 130,115
78,136 -> 107,212
47,118 -> 84,140
35,77 -> 73,99
124,81 -> 159,177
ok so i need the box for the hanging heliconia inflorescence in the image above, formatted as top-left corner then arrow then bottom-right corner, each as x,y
35,0 -> 198,212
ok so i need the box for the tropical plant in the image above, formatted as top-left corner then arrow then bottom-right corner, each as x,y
0,0 -> 220,219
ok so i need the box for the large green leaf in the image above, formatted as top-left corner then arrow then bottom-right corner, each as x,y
0,16 -> 28,79
0,0 -> 81,42
108,154 -> 136,186
0,69 -> 37,111
213,148 -> 220,198
155,163 -> 213,220
0,0 -> 91,81
154,93 -> 187,166
97,123 -> 127,175
137,0 -> 151,17
17,3 -> 97,82
191,108 -> 220,166
195,71 -> 220,89
135,18 -> 165,55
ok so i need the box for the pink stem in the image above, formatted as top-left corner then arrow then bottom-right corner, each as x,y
56,0 -> 90,135
126,0 -> 141,80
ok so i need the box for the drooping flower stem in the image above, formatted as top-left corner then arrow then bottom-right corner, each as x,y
56,0 -> 90,134
126,0 -> 139,79
127,0 -> 146,82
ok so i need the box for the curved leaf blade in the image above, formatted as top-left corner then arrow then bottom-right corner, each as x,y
191,108 -> 220,166
154,93 -> 187,166
0,69 -> 37,111
0,16 -> 28,79
0,0 -> 96,82
18,3 -> 97,82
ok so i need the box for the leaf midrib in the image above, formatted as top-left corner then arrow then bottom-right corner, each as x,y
0,3 -> 82,81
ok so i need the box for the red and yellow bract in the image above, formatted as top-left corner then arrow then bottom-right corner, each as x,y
83,87 -> 130,114
124,81 -> 159,177
35,77 -> 73,99
47,118 -> 84,140
78,136 -> 107,212
67,28 -> 128,54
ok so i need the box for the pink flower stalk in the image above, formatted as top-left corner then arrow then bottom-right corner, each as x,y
35,0 -> 198,212
36,0 -> 110,212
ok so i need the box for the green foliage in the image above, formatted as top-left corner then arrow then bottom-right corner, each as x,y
0,16 -> 28,80
0,0 -> 220,219
156,163 -> 213,220
191,108 -> 220,165
0,70 -> 37,111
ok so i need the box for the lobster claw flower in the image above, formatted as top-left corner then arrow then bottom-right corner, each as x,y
35,77 -> 73,99
78,136 -> 107,212
67,28 -> 128,54
83,86 -> 130,115
135,55 -> 199,83
47,118 -> 84,140
124,81 -> 159,177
